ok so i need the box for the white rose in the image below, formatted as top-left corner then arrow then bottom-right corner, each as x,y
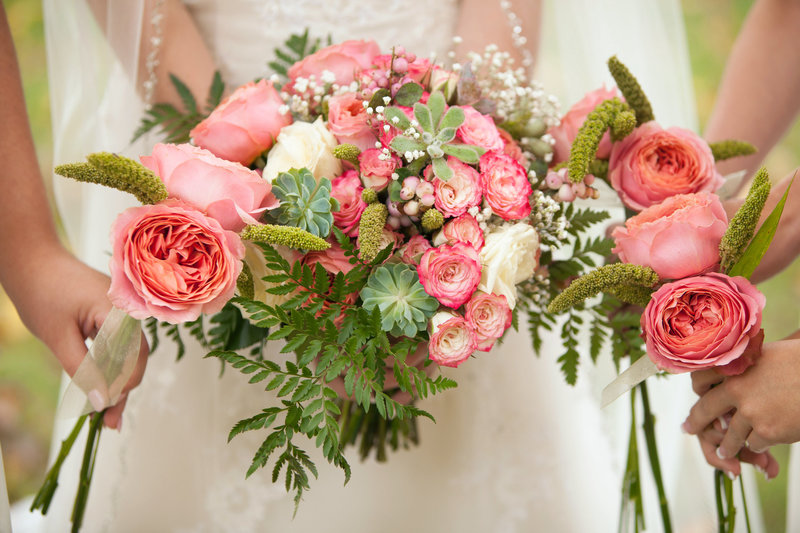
478,223 -> 539,309
263,117 -> 342,183
427,310 -> 476,368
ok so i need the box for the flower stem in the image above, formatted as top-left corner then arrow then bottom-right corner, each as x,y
739,475 -> 751,533
715,470 -> 726,533
638,381 -> 672,533
71,411 -> 104,532
30,414 -> 88,515
619,389 -> 644,533
724,474 -> 736,533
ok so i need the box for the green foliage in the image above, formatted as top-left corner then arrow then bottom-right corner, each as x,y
558,310 -> 583,385
241,224 -> 331,251
356,203 -> 389,262
269,168 -> 338,238
268,30 -> 324,77
548,263 -> 659,314
719,167 -> 770,273
360,263 -> 439,337
132,71 -> 225,143
567,97 -> 634,184
709,139 -> 757,162
55,153 -> 168,205
607,56 -> 655,124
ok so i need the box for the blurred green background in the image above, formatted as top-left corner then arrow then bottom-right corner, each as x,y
2,0 -> 800,530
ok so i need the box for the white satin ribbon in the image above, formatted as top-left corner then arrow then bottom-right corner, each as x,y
601,356 -> 659,408
0,442 -> 10,533
57,306 -> 141,419
717,170 -> 748,201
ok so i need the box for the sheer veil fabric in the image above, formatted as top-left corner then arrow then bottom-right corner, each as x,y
32,1 -> 760,532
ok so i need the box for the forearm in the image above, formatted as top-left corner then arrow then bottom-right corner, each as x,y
704,0 -> 800,181
454,0 -> 541,66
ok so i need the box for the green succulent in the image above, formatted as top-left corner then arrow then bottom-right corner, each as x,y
385,91 -> 486,180
268,167 -> 339,238
360,263 -> 439,337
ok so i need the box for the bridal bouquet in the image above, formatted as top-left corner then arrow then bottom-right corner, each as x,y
548,57 -> 788,532
34,33 -> 611,527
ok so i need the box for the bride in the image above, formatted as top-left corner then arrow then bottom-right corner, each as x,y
19,0 -> 752,531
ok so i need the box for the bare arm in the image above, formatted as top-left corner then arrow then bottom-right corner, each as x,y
705,0 -> 800,181
454,0 -> 541,66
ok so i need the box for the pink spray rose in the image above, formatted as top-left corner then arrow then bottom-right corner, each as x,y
641,273 -> 765,375
330,170 -> 367,237
108,201 -> 245,324
549,86 -> 620,164
428,311 -> 478,368
612,192 -> 728,280
464,291 -> 513,351
288,40 -> 380,86
189,80 -> 292,166
418,242 -> 482,309
438,213 -> 484,251
431,158 -> 482,218
479,152 -> 532,220
359,148 -> 401,191
608,122 -> 724,211
498,128 -> 528,167
327,92 -> 376,152
457,106 -> 504,152
400,235 -> 432,265
141,143 -> 278,232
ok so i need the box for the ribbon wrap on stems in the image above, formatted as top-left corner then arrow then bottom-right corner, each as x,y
58,306 -> 142,419
601,355 -> 658,408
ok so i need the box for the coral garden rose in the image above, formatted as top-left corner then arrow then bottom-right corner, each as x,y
479,222 -> 539,309
464,291 -> 513,351
262,117 -> 342,183
327,92 -> 376,152
434,213 -> 484,251
642,273 -> 765,375
418,242 -> 482,309
141,143 -> 277,232
189,80 -> 292,166
479,152 -> 532,221
359,148 -> 401,191
330,170 -> 366,237
288,39 -> 381,86
612,192 -> 728,280
108,201 -> 245,324
428,311 -> 478,368
549,86 -> 619,164
457,106 -> 504,152
400,235 -> 432,265
608,122 -> 724,211
431,157 -> 483,218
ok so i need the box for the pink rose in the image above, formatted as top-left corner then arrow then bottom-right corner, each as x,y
457,107 -> 504,152
642,273 -> 765,374
439,213 -> 484,251
331,170 -> 366,237
464,292 -> 512,351
498,128 -> 528,167
608,122 -> 724,211
549,86 -> 619,164
108,201 -> 244,324
479,152 -> 532,220
288,40 -> 380,87
302,239 -> 355,276
189,80 -> 292,166
327,92 -> 377,152
418,242 -> 482,309
141,143 -> 278,232
612,192 -> 728,280
430,158 -> 482,218
359,148 -> 400,191
400,235 -> 432,265
428,312 -> 478,368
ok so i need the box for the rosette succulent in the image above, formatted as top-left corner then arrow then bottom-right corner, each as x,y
360,263 -> 439,337
269,167 -> 339,237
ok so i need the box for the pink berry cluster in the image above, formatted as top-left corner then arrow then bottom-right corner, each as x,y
387,176 -> 436,228
543,167 -> 599,202
361,47 -> 429,96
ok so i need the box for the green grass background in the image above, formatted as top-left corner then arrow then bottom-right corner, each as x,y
2,0 -> 800,529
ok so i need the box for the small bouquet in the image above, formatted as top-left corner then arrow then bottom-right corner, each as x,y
33,33 -> 612,529
548,57 -> 789,532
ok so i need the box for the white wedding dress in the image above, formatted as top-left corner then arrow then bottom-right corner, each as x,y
23,1 -> 759,532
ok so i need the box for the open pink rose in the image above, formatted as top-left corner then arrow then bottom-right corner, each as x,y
464,291 -> 512,351
439,213 -> 484,251
288,40 -> 380,86
457,106 -> 504,152
331,170 -> 366,237
302,239 -> 355,276
549,86 -> 619,164
608,122 -> 724,211
479,152 -> 532,220
418,242 -> 482,309
108,201 -> 245,324
428,311 -> 477,368
642,273 -> 765,375
612,192 -> 728,279
141,143 -> 278,232
400,235 -> 432,265
431,158 -> 482,218
498,128 -> 528,166
327,92 -> 376,152
359,148 -> 400,191
189,80 -> 291,166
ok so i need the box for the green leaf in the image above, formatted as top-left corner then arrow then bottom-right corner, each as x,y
369,88 -> 392,111
431,157 -> 453,181
427,91 -> 446,126
170,73 -> 198,115
439,106 -> 465,130
436,127 -> 457,144
413,102 -> 434,133
390,136 -> 426,154
206,71 -> 225,112
729,175 -> 794,278
394,82 -> 423,106
440,143 -> 483,164
383,107 -> 411,131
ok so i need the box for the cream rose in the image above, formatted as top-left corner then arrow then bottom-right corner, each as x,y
263,117 -> 342,183
243,242 -> 301,308
478,223 -> 540,309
